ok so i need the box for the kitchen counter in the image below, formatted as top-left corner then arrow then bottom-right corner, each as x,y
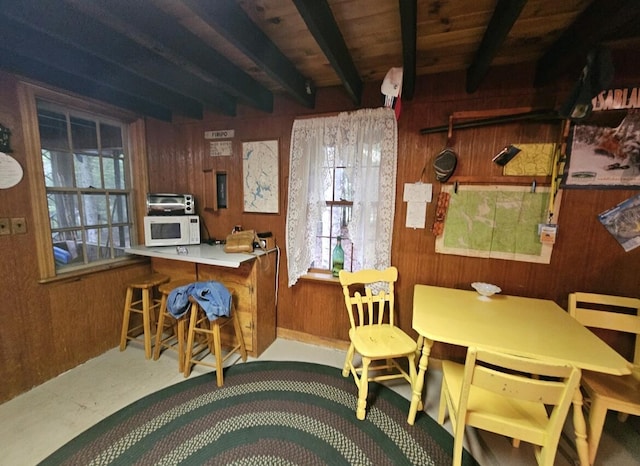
125,243 -> 267,268
125,243 -> 278,357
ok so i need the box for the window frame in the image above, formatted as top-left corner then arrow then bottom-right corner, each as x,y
18,82 -> 150,282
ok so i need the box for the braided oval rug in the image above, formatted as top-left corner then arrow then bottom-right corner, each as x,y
40,361 -> 478,466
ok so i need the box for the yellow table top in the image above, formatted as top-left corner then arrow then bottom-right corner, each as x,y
413,284 -> 630,376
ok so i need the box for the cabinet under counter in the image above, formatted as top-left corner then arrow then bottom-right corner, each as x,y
125,244 -> 277,357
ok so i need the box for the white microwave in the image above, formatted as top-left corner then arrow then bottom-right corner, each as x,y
143,215 -> 200,247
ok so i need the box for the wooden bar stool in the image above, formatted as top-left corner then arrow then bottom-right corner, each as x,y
119,273 -> 170,359
183,292 -> 247,386
153,278 -> 194,372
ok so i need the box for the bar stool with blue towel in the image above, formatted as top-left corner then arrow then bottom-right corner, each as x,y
168,281 -> 247,386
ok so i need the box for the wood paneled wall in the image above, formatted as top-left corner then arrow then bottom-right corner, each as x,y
1,56 -> 638,402
146,62 -> 640,362
0,72 -> 154,403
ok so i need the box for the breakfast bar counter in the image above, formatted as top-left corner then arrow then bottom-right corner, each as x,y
124,244 -> 266,268
125,244 -> 277,357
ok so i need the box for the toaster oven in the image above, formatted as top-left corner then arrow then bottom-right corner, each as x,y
146,193 -> 195,216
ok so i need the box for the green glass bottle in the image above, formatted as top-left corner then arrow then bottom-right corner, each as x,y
331,236 -> 344,277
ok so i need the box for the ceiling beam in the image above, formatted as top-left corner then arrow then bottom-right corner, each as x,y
0,47 -> 173,122
182,0 -> 315,108
0,15 -> 203,120
2,0 -> 236,116
535,0 -> 640,87
398,0 -> 417,101
466,0 -> 527,93
292,0 -> 362,105
68,0 -> 273,113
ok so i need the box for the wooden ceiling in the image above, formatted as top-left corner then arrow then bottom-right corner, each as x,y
1,0 -> 638,121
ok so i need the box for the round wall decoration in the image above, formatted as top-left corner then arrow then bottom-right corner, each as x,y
0,152 -> 24,189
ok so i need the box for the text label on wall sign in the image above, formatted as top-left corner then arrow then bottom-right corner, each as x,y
204,130 -> 235,140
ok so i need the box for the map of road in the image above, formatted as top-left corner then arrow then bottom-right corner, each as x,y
242,140 -> 279,213
435,185 -> 560,264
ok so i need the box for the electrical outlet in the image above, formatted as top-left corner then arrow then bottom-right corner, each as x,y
0,218 -> 10,236
11,217 -> 27,234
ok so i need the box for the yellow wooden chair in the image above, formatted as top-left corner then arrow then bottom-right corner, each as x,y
339,266 -> 421,421
568,292 -> 640,465
438,347 -> 581,466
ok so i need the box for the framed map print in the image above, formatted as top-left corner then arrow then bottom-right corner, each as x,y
242,139 -> 279,213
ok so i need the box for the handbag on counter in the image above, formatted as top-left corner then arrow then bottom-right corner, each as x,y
224,229 -> 256,253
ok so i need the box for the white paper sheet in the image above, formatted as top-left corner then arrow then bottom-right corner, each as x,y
406,202 -> 427,228
403,182 -> 432,202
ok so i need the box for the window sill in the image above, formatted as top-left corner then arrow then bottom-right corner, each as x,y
300,271 -> 340,284
37,256 -> 148,284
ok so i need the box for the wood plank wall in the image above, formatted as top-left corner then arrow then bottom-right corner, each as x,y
1,55 -> 638,402
0,71 -> 154,403
145,61 -> 640,362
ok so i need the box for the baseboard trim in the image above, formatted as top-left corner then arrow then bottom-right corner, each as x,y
276,328 -> 350,351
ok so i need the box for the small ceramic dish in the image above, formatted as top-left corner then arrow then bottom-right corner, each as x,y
471,282 -> 502,299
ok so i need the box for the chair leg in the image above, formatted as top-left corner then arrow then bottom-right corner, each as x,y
211,320 -> 224,387
587,398 -> 608,465
141,288 -> 153,359
452,431 -> 464,466
153,293 -> 168,360
183,302 -> 199,378
356,358 -> 370,420
119,286 -> 133,351
437,379 -> 447,425
407,354 -> 423,412
177,318 -> 185,373
342,343 -> 355,377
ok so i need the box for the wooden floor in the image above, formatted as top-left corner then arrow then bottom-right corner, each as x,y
1,338 -> 639,466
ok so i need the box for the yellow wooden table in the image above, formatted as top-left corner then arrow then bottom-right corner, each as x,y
409,284 -> 631,466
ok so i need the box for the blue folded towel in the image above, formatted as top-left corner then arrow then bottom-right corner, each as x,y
167,281 -> 232,320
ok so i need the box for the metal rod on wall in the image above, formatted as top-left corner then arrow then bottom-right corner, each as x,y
419,109 -> 560,135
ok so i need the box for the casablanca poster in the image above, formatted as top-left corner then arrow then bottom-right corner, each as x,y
564,87 -> 640,188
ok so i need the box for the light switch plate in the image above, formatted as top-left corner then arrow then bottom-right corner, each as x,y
11,217 -> 27,234
0,218 -> 10,235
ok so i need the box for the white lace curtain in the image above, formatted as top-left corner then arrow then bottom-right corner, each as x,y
286,107 -> 398,286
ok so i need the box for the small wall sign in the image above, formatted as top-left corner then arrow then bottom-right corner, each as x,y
0,124 -> 12,153
204,129 -> 235,140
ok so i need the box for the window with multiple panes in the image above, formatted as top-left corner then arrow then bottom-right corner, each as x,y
311,145 -> 353,271
36,100 -> 134,273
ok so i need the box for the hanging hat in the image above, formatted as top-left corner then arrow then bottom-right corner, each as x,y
381,67 -> 403,120
559,46 -> 614,121
433,148 -> 457,182
381,67 -> 403,97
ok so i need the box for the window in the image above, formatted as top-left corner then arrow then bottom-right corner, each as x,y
38,100 -> 133,272
19,83 -> 146,280
286,108 -> 398,286
313,146 -> 354,271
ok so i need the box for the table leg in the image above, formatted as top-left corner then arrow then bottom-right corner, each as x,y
408,337 -> 433,425
572,386 -> 590,466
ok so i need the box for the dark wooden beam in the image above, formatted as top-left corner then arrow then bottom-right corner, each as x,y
2,0 -> 236,116
0,47 -> 173,122
466,0 -> 526,93
182,0 -> 315,108
535,0 -> 640,87
292,0 -> 362,105
0,15 -> 203,120
70,0 -> 273,113
398,0 -> 417,101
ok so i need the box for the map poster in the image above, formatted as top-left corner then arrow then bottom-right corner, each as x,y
242,139 -> 279,214
598,193 -> 640,252
435,185 -> 561,264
